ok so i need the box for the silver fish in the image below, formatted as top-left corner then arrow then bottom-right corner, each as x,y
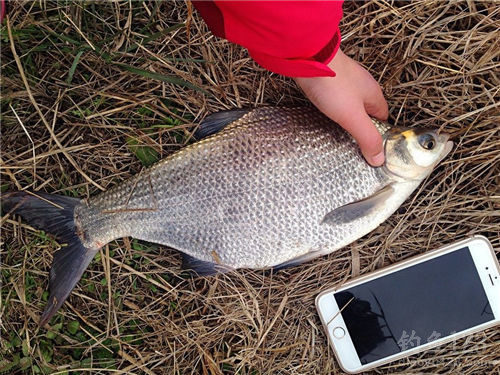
2,107 -> 453,325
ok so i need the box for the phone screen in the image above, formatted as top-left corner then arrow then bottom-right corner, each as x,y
334,246 -> 494,364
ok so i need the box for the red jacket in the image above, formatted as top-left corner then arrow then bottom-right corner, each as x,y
193,1 -> 344,78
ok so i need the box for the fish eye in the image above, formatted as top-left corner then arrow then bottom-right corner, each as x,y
418,133 -> 436,150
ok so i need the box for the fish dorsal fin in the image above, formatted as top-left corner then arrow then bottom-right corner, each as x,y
181,253 -> 232,276
322,184 -> 395,225
194,109 -> 250,139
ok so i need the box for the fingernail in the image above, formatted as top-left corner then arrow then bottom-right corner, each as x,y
371,151 -> 385,166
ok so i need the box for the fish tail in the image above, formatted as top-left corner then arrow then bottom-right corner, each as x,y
1,191 -> 98,326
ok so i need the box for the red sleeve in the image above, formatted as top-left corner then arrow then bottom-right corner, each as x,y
0,0 -> 6,23
193,1 -> 344,78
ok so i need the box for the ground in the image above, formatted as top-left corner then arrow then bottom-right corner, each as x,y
1,1 -> 499,374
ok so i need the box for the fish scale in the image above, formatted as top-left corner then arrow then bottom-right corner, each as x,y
76,107 -> 389,267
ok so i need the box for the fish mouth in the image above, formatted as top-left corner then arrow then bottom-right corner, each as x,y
437,133 -> 453,163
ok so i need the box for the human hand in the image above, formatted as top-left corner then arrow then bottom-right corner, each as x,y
295,49 -> 389,166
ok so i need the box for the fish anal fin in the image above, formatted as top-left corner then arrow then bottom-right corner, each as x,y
194,109 -> 250,139
271,251 -> 322,272
322,184 -> 395,225
181,253 -> 232,276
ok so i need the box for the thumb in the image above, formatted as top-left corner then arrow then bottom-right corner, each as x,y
337,110 -> 385,167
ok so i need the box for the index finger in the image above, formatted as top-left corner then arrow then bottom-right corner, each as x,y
337,111 -> 385,166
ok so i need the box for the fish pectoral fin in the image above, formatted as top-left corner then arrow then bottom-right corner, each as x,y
322,184 -> 395,225
181,253 -> 233,276
194,109 -> 250,139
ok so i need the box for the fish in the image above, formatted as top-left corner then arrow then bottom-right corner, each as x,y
1,107 -> 453,326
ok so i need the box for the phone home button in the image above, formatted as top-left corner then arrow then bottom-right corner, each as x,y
333,326 -> 346,339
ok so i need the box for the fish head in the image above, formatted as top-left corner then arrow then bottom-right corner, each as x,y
383,128 -> 453,181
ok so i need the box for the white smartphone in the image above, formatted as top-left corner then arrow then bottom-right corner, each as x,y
316,235 -> 500,373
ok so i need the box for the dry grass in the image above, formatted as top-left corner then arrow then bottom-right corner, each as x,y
1,1 -> 499,374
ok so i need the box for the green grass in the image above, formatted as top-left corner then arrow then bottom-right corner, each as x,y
0,262 -> 137,374
0,238 -> 108,374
